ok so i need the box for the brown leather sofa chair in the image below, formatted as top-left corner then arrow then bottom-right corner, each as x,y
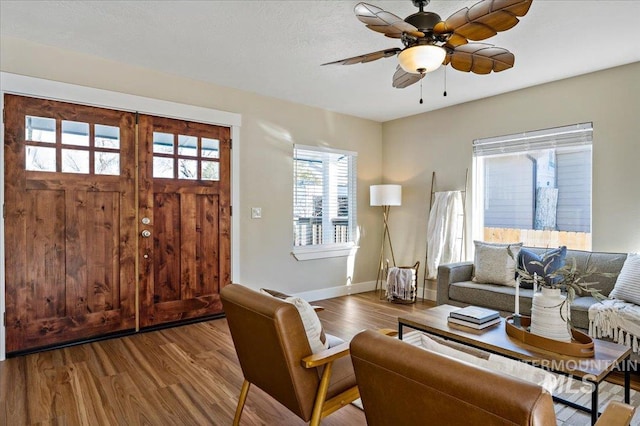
221,284 -> 359,425
350,329 -> 636,426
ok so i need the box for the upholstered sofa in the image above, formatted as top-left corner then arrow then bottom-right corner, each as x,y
436,247 -> 628,331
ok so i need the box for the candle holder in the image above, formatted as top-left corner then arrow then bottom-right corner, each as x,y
512,313 -> 522,328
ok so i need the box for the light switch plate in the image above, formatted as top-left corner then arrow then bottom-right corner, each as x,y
251,207 -> 262,219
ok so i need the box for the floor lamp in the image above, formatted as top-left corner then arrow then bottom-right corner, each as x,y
370,184 -> 402,295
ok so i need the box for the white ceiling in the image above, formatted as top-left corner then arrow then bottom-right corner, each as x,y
1,0 -> 639,122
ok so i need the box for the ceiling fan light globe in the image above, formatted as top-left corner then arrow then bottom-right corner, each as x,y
398,45 -> 446,74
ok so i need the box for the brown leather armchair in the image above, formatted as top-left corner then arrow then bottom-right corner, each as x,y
350,329 -> 636,426
220,284 -> 359,425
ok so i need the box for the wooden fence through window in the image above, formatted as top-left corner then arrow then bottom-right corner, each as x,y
483,227 -> 592,251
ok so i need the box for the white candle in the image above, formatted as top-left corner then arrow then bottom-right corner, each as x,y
533,272 -> 538,293
515,277 -> 520,315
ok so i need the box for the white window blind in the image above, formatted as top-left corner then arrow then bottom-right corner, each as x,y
293,145 -> 357,249
473,123 -> 593,157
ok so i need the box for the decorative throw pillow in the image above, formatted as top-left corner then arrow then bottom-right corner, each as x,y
609,253 -> 640,305
473,241 -> 523,287
518,246 -> 567,289
285,296 -> 329,354
260,287 -> 291,299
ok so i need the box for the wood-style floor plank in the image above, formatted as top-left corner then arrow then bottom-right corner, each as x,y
1,290 -> 427,425
3,291 -> 632,425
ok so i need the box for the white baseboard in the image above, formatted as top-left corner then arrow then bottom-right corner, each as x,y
293,281 -> 438,303
419,287 -> 437,302
293,281 -> 377,302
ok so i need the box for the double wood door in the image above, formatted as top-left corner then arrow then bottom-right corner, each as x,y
4,95 -> 231,354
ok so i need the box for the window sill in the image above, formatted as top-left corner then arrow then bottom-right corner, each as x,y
292,243 -> 359,261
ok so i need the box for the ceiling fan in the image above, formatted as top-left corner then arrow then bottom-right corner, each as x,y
323,0 -> 533,93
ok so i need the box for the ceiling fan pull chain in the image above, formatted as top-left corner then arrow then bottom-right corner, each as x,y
443,66 -> 447,97
419,72 -> 424,104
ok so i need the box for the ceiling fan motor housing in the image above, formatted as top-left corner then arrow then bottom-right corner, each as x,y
404,11 -> 441,33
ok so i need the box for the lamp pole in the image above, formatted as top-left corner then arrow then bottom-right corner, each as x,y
370,184 -> 402,297
375,204 -> 398,293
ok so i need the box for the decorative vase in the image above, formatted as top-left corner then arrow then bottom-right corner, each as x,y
529,287 -> 572,342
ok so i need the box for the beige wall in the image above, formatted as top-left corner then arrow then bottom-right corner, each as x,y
0,37 -> 384,296
382,62 -> 640,297
2,37 -> 638,300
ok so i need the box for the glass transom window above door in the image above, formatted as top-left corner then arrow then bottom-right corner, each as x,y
153,131 -> 220,180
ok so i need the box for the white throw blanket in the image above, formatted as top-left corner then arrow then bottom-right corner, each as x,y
589,298 -> 640,354
426,191 -> 464,279
386,267 -> 415,301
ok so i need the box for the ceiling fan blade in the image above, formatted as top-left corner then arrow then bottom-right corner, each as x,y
444,33 -> 469,49
355,2 -> 425,39
392,66 -> 425,89
446,43 -> 514,74
322,48 -> 401,66
436,0 -> 532,41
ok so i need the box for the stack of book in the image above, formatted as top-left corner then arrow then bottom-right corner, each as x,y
448,306 -> 500,329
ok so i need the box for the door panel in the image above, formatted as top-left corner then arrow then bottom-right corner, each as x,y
153,193 -> 220,302
138,115 -> 231,328
4,95 -> 137,353
27,189 -> 65,320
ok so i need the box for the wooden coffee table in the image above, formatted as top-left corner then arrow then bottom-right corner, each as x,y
398,304 -> 632,425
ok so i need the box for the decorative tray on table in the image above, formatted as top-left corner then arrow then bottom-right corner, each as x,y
505,315 -> 594,358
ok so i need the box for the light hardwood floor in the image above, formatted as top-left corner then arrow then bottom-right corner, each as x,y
0,291 -> 435,425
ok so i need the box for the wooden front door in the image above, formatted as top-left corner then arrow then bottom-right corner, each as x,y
137,115 -> 231,328
4,95 -> 137,353
4,95 -> 231,354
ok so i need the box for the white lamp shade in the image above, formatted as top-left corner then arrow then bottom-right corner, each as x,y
370,184 -> 402,206
398,45 -> 446,74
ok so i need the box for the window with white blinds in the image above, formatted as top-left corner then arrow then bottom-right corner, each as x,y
472,123 -> 593,250
293,145 -> 357,258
